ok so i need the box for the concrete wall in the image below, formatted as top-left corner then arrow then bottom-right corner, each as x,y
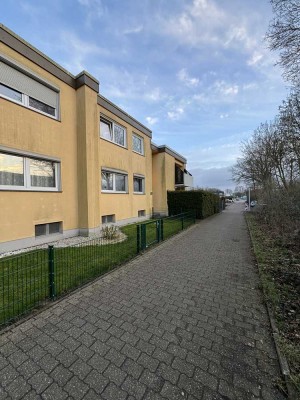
98,106 -> 153,223
0,43 -> 79,247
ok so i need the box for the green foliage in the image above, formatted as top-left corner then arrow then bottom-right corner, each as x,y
167,190 -> 221,219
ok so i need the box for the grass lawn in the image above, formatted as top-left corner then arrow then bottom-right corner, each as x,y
246,213 -> 300,395
0,214 -> 195,328
0,224 -> 137,327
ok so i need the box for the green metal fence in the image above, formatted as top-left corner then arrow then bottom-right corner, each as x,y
0,212 -> 195,328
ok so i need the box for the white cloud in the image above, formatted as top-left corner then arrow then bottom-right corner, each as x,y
167,107 -> 184,120
177,69 -> 199,88
247,51 -> 263,66
220,113 -> 229,119
145,88 -> 163,102
146,116 -> 158,125
213,80 -> 239,96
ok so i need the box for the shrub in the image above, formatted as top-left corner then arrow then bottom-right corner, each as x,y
101,224 -> 119,240
167,190 -> 221,219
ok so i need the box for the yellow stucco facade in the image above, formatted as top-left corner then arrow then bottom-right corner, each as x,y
0,25 -> 191,252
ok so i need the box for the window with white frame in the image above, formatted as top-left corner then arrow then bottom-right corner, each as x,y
100,116 -> 126,147
101,169 -> 128,193
132,133 -> 144,155
0,151 -> 60,191
133,175 -> 145,194
0,60 -> 59,119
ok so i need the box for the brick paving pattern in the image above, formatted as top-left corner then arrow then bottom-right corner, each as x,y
0,204 -> 286,399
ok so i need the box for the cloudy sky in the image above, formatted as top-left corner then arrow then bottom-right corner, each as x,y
3,0 -> 288,190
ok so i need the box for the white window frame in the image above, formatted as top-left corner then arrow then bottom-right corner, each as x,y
132,133 -> 144,155
100,116 -> 127,148
101,169 -> 128,193
0,151 -> 61,192
0,83 -> 58,120
133,174 -> 145,194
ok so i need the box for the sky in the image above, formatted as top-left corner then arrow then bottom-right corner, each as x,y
2,0 -> 289,190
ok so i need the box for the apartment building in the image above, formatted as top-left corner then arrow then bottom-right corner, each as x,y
0,24 -> 192,253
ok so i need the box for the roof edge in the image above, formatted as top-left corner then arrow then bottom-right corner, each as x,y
151,143 -> 187,163
98,95 -> 152,138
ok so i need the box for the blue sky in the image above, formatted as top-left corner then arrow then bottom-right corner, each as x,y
2,0 -> 288,190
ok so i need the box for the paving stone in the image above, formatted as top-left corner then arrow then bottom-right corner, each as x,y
140,369 -> 165,392
41,383 -> 68,400
84,370 -> 109,394
5,375 -> 30,400
88,354 -> 109,373
103,364 -> 127,386
121,358 -> 144,379
167,343 -> 187,360
102,382 -> 127,400
28,370 -> 53,394
69,358 -> 92,379
1,364 -> 19,388
121,375 -> 146,400
121,343 -> 141,361
105,347 -> 126,367
64,376 -> 89,399
178,374 -> 204,398
157,363 -> 180,385
172,357 -> 195,378
194,368 -> 218,391
50,364 -> 73,387
137,352 -> 160,372
160,381 -> 186,400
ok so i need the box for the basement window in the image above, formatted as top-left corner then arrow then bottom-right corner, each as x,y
35,222 -> 62,237
102,215 -> 115,224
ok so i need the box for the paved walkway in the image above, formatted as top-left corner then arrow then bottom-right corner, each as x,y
0,204 -> 286,400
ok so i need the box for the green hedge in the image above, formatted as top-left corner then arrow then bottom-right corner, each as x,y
167,190 -> 222,219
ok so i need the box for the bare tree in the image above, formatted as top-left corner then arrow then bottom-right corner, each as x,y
266,0 -> 300,85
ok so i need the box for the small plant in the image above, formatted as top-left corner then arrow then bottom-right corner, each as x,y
101,224 -> 119,240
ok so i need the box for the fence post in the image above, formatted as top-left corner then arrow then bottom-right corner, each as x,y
160,219 -> 164,241
181,214 -> 184,230
156,220 -> 161,243
141,224 -> 146,251
136,224 -> 141,254
48,245 -> 56,300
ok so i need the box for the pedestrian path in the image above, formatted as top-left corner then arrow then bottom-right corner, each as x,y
0,203 -> 286,399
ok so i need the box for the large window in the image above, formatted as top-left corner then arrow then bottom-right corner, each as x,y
133,175 -> 145,194
101,169 -> 128,193
0,151 -> 60,191
132,134 -> 144,155
0,60 -> 59,119
100,117 -> 126,147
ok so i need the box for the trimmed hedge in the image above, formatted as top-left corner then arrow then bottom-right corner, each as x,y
167,190 -> 222,219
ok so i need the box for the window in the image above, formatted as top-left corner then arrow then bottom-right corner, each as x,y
132,134 -> 144,155
138,210 -> 146,217
101,169 -> 128,193
0,84 -> 22,102
100,117 -> 126,147
102,215 -> 115,224
133,175 -> 145,194
0,151 -> 60,191
0,60 -> 59,119
35,222 -> 62,237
